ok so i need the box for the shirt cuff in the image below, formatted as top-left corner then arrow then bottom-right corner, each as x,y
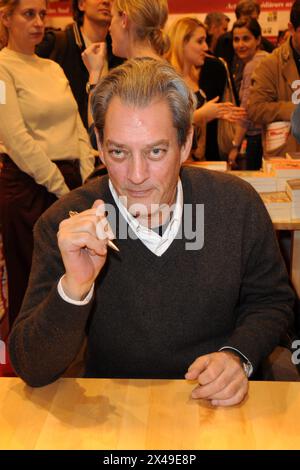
219,346 -> 253,377
57,275 -> 94,305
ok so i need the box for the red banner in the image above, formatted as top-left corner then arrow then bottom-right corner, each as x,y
47,0 -> 71,17
168,0 -> 293,13
46,0 -> 294,18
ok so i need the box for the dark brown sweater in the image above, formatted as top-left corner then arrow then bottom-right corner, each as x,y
9,168 -> 294,386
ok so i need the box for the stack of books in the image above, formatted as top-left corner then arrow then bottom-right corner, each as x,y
286,152 -> 300,160
183,161 -> 227,171
262,156 -> 287,173
233,171 -> 277,192
260,191 -> 291,221
271,161 -> 300,191
286,179 -> 300,219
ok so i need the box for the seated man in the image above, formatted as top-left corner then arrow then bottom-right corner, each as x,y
9,58 -> 295,407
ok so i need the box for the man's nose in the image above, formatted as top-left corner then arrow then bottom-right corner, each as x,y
128,155 -> 149,185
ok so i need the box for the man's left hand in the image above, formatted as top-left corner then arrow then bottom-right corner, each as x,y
185,351 -> 248,407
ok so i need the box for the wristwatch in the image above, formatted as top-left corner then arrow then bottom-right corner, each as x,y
242,360 -> 252,378
220,348 -> 252,377
86,82 -> 97,94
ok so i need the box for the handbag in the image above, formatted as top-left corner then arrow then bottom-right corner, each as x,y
217,58 -> 237,159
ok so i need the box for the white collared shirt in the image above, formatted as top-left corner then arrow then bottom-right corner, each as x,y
108,179 -> 183,256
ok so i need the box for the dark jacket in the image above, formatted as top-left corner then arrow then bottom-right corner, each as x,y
199,56 -> 227,160
36,22 -> 123,129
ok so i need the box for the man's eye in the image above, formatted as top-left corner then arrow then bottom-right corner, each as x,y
150,148 -> 166,158
109,149 -> 125,158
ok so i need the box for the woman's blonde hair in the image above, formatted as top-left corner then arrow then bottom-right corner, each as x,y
0,0 -> 19,49
114,0 -> 169,56
165,17 -> 206,74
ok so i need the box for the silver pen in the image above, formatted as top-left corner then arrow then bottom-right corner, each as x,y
68,210 -> 120,253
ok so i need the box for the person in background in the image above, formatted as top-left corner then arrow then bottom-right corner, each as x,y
165,17 -> 245,160
204,11 -> 230,55
215,0 -> 274,103
227,18 -> 268,170
82,0 -> 169,144
8,58 -> 296,400
0,0 -> 94,328
36,0 -> 123,129
277,29 -> 290,47
248,0 -> 300,156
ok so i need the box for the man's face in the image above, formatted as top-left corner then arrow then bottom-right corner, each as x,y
98,97 -> 192,223
78,0 -> 112,25
290,24 -> 300,54
220,18 -> 229,35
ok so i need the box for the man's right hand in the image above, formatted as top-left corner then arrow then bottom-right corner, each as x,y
57,199 -> 112,300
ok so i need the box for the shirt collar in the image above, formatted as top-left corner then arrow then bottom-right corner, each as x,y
108,179 -> 183,256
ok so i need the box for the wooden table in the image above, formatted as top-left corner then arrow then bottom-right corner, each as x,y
0,378 -> 300,450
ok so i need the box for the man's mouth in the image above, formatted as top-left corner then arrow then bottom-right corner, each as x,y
126,189 -> 153,197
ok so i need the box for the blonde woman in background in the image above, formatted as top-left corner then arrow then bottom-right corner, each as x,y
0,0 -> 94,327
82,0 -> 169,131
165,17 -> 245,160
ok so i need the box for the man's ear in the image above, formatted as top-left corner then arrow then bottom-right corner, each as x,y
179,126 -> 194,165
94,128 -> 106,166
288,21 -> 295,34
78,0 -> 85,13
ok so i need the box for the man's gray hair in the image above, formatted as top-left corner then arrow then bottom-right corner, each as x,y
91,57 -> 196,147
204,12 -> 229,29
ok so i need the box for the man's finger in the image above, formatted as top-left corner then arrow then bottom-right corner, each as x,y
92,199 -> 105,211
185,355 -> 210,380
189,365 -> 228,399
205,375 -> 247,400
211,385 -> 248,407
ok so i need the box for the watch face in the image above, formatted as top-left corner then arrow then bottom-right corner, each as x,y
243,362 -> 251,377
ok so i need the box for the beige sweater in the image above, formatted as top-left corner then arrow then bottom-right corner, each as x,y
0,48 -> 94,197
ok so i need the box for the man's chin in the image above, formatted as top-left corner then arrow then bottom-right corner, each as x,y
96,17 -> 111,27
